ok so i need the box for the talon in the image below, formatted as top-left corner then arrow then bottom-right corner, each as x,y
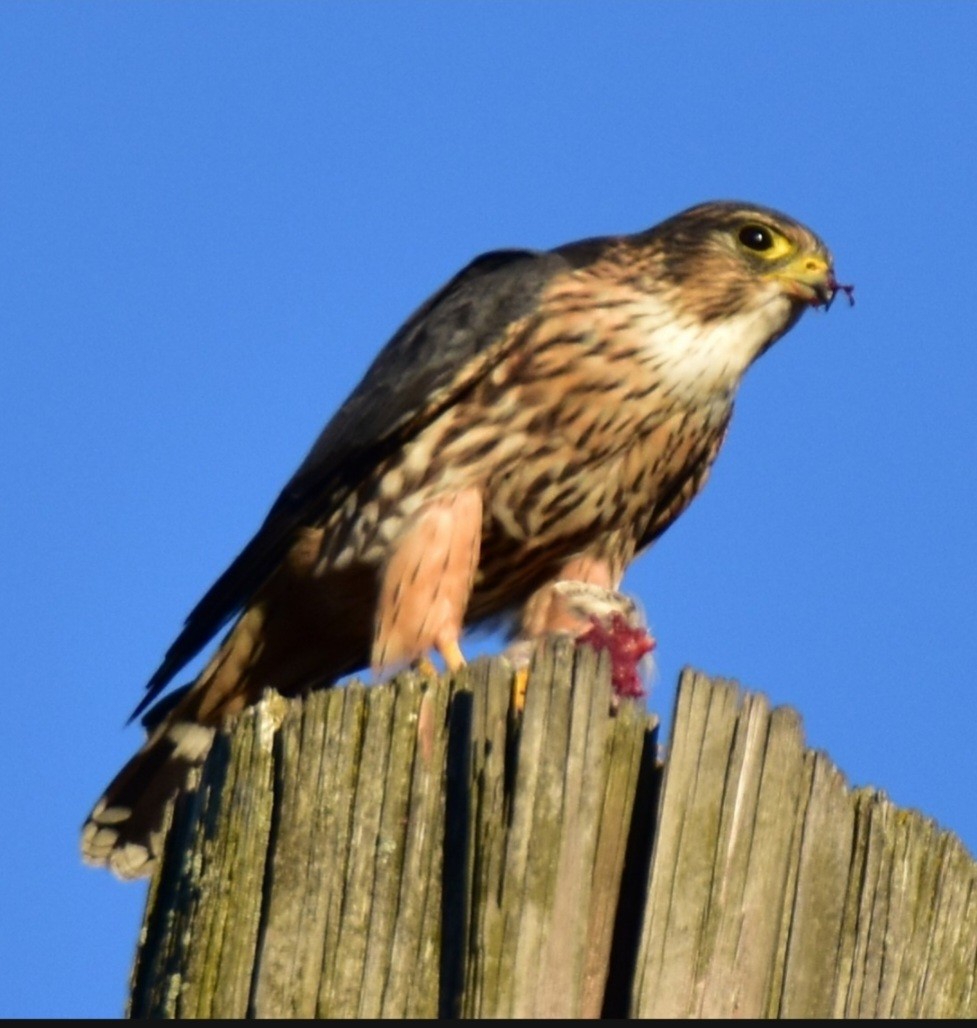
440,639 -> 467,673
512,666 -> 529,713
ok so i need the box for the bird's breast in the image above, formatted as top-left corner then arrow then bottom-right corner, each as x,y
461,299 -> 732,549
310,286 -> 741,592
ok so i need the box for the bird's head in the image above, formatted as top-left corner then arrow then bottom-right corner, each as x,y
647,200 -> 853,323
604,201 -> 854,390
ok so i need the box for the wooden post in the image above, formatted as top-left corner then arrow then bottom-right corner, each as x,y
128,639 -> 656,1017
127,654 -> 977,1018
631,671 -> 977,1018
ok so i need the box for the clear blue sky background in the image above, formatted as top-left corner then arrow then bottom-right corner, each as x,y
2,2 -> 976,1016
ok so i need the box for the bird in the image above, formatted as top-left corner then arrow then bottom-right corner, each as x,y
82,200 -> 851,879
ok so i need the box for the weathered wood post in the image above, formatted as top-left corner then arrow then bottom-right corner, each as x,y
631,672 -> 977,1018
128,639 -> 657,1017
127,647 -> 977,1018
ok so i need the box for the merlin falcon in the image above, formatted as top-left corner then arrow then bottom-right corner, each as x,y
83,200 -> 850,878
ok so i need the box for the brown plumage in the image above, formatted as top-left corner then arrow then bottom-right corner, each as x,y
82,200 -> 849,878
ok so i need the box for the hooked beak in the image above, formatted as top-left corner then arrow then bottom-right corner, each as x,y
769,253 -> 854,310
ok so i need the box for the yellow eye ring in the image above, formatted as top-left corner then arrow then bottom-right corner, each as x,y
737,223 -> 795,261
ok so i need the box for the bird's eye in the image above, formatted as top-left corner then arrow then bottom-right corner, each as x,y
738,225 -> 774,251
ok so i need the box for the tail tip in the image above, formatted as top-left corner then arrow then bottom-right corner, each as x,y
80,717 -> 217,881
81,800 -> 159,880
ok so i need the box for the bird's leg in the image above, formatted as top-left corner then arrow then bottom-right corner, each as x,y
438,638 -> 467,673
410,635 -> 466,679
372,488 -> 482,677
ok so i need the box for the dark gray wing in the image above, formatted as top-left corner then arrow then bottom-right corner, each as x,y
133,246 -> 574,717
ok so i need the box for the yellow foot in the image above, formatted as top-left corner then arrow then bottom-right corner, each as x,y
512,666 -> 529,713
412,639 -> 467,678
439,639 -> 467,674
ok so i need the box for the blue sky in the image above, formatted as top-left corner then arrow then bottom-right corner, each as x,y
2,2 -> 976,1017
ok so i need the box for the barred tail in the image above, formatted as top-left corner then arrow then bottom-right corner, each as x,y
81,715 -> 215,879
80,608 -> 268,879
